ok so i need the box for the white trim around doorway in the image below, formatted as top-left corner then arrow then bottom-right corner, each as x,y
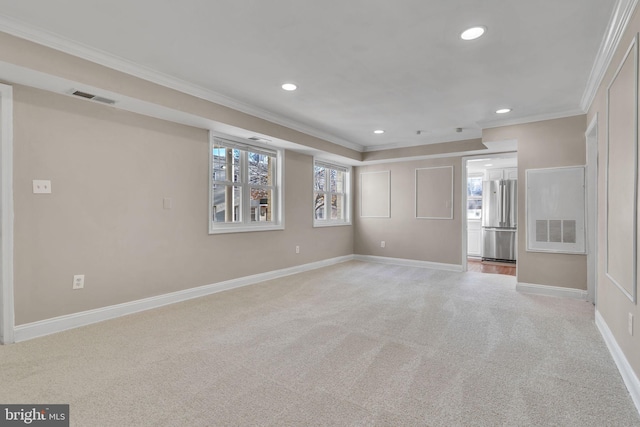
585,114 -> 599,305
0,83 -> 15,344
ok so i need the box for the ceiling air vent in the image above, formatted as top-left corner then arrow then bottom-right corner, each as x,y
71,90 -> 94,99
70,90 -> 116,105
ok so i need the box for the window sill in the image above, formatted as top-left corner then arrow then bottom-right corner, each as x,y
209,224 -> 284,234
313,221 -> 352,228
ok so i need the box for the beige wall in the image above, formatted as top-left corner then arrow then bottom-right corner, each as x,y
587,7 -> 640,381
354,157 -> 462,266
13,85 -> 353,325
483,115 -> 588,290
355,116 -> 588,274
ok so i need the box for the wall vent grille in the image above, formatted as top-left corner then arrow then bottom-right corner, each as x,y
535,219 -> 577,243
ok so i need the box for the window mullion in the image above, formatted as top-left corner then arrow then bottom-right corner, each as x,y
241,150 -> 249,224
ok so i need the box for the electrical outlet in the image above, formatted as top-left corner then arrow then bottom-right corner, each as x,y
381,241 -> 386,248
32,180 -> 52,194
295,245 -> 300,254
73,274 -> 85,290
629,313 -> 634,336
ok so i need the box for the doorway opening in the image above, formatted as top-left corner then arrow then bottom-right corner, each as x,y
463,152 -> 517,277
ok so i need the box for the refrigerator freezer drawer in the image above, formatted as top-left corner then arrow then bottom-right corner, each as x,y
482,228 -> 517,262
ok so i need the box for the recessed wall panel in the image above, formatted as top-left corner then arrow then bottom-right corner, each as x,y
415,166 -> 453,219
606,34 -> 638,303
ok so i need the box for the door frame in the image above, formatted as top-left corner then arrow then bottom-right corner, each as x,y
586,114 -> 599,305
0,83 -> 15,344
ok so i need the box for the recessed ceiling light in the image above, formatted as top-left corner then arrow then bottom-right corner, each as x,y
281,83 -> 297,91
496,108 -> 512,114
485,164 -> 493,167
374,129 -> 385,134
461,26 -> 486,41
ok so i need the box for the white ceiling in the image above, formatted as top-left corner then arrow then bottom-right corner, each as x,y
0,0 -> 617,151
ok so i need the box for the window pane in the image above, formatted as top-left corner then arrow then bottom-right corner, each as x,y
467,177 -> 482,197
212,185 -> 242,223
330,169 -> 345,193
248,152 -> 273,186
314,166 -> 325,191
250,188 -> 272,222
213,146 -> 240,183
314,192 -> 325,219
331,194 -> 344,220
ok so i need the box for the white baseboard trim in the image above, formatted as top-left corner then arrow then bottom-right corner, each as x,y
595,310 -> 640,416
13,255 -> 355,342
353,254 -> 463,272
516,282 -> 588,300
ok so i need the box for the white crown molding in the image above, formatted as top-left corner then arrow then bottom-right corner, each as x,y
581,0 -> 640,111
516,282 -> 588,300
595,310 -> 640,416
0,15 -> 364,153
478,109 -> 586,130
13,255 -> 355,342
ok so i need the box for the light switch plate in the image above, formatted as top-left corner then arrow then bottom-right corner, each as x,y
33,180 -> 52,194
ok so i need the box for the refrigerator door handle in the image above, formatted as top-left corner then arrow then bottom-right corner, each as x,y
500,180 -> 506,227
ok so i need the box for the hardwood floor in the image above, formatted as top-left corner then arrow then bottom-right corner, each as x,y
467,259 -> 516,276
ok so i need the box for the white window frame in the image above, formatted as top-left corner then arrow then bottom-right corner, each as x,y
313,158 -> 352,227
467,173 -> 484,220
209,132 -> 284,234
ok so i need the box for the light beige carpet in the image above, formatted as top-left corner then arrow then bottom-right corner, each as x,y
1,260 -> 639,426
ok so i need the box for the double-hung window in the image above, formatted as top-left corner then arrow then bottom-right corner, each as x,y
313,159 -> 351,226
209,134 -> 283,233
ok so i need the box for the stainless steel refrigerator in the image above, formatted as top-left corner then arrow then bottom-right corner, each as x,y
482,179 -> 517,263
